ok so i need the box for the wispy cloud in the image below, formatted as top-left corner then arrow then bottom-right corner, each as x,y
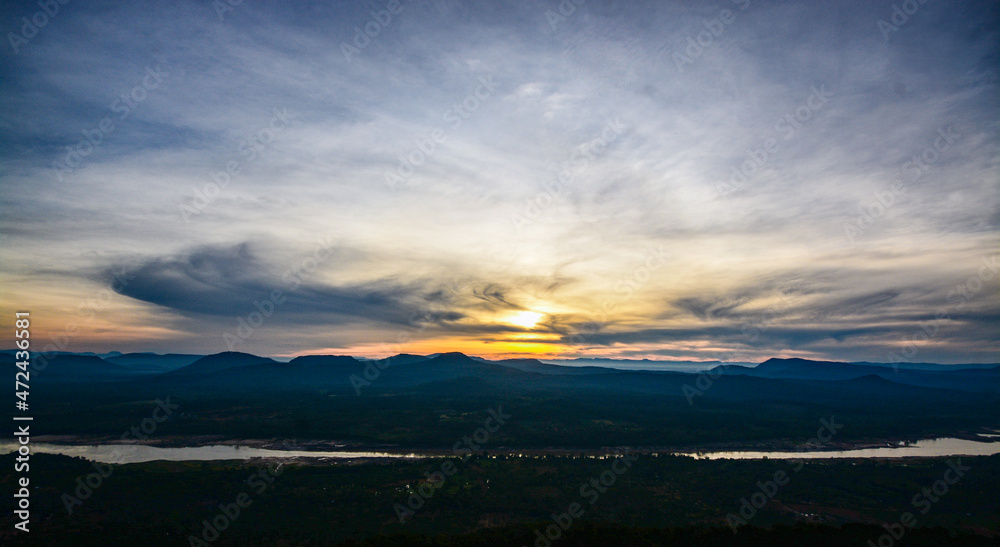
1,0 -> 996,361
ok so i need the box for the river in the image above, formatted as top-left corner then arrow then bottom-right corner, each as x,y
675,436 -> 1000,460
2,435 -> 998,464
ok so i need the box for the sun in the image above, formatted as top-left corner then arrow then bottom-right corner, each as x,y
505,311 -> 544,329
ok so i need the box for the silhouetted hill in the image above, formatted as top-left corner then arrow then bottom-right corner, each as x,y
160,352 -> 538,392
853,360 -> 1000,371
287,354 -> 361,368
362,352 -> 542,389
709,357 -> 1000,394
106,352 -> 203,372
410,352 -> 525,376
193,356 -> 360,390
376,353 -> 428,367
492,358 -> 614,375
14,349 -> 1000,455
5,354 -> 133,381
544,357 -> 743,371
752,358 -> 884,380
28,349 -> 997,401
167,351 -> 278,375
847,373 -> 895,384
708,364 -> 755,375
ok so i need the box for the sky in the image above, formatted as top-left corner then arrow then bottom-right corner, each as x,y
0,0 -> 997,363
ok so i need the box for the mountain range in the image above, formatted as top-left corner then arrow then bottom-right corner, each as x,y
4,349 -> 998,397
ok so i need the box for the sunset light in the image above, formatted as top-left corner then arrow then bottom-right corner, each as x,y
504,311 -> 545,329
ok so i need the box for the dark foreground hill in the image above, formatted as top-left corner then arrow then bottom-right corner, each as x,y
2,452 -> 998,546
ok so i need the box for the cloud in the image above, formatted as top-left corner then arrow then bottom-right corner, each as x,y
104,242 -> 468,330
0,0 -> 996,361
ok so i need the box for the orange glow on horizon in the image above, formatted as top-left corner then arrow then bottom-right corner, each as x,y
300,336 -> 564,361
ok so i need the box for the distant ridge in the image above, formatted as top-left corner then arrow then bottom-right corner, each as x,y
707,357 -> 1000,394
846,373 -> 896,384
541,357 -> 752,371
2,354 -> 132,381
106,352 -> 203,372
287,355 -> 361,367
852,360 -> 1000,371
754,357 -> 876,377
45,354 -> 130,376
494,358 -> 615,376
381,353 -> 430,366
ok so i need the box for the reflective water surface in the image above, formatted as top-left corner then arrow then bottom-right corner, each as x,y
3,435 -> 998,463
677,436 -> 1000,460
1,442 -> 421,464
